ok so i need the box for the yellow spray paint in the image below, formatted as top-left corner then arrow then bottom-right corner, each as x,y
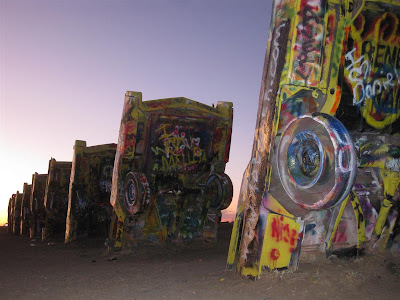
326,191 -> 366,251
260,213 -> 300,269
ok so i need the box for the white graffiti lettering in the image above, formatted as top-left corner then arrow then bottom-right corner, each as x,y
345,48 -> 398,106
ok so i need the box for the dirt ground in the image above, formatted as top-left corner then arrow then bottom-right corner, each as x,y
1,224 -> 400,300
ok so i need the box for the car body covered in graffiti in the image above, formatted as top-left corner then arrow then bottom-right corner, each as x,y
13,192 -> 22,235
43,158 -> 72,240
65,140 -> 117,243
228,0 -> 400,277
7,197 -> 12,233
109,91 -> 233,248
8,195 -> 15,234
20,183 -> 32,235
30,173 -> 48,238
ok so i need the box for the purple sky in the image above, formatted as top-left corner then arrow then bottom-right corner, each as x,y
0,0 -> 273,225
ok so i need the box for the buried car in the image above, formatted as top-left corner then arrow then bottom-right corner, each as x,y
109,91 -> 233,248
228,0 -> 400,277
20,183 -> 32,235
43,158 -> 72,240
30,173 -> 48,238
65,140 -> 117,243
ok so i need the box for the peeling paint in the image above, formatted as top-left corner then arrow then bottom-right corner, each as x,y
229,0 -> 400,277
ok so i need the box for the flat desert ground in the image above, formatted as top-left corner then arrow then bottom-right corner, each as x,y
1,224 -> 400,299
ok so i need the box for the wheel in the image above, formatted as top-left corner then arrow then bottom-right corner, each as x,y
277,113 -> 356,210
122,172 -> 150,215
206,173 -> 233,210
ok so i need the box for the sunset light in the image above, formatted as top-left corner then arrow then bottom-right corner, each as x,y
0,0 -> 271,226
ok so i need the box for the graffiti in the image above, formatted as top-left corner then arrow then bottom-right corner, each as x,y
109,91 -> 233,249
65,141 -> 116,243
330,199 -> 358,246
20,183 -> 32,235
261,213 -> 300,269
302,210 -> 329,251
292,0 -> 323,84
229,0 -> 400,277
212,127 -> 224,161
29,173 -> 47,238
7,198 -> 12,233
13,192 -> 22,235
151,123 -> 208,173
343,10 -> 400,129
234,18 -> 291,275
280,88 -> 321,129
43,159 -> 72,240
99,164 -> 113,193
147,99 -> 173,110
8,194 -> 16,234
354,182 -> 379,239
277,113 -> 356,211
122,120 -> 137,159
345,48 -> 398,108
270,215 -> 298,248
263,22 -> 288,107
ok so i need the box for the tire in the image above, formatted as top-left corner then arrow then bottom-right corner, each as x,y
122,172 -> 150,215
277,113 -> 356,210
206,173 -> 233,210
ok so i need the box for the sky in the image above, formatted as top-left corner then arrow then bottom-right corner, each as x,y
0,0 -> 273,225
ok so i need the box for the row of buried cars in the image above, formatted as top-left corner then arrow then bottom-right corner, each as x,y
8,0 -> 400,277
226,0 -> 400,277
7,91 -> 234,247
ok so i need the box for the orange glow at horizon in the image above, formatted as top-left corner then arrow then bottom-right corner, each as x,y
0,0 -> 271,227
